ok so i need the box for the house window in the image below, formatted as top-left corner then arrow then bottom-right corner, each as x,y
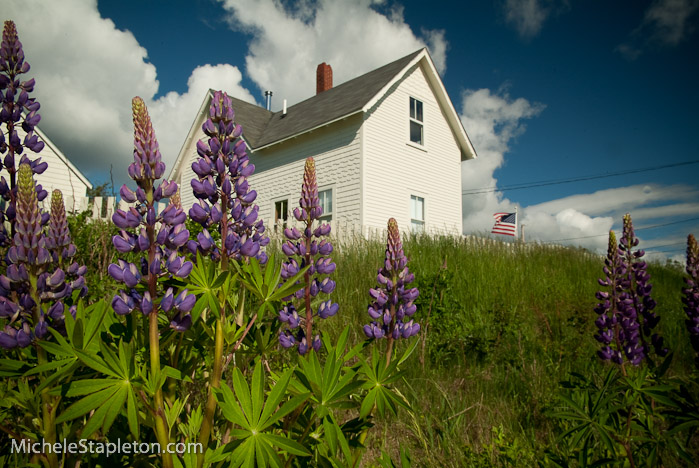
274,199 -> 289,232
410,195 -> 424,233
319,188 -> 332,223
409,97 -> 423,145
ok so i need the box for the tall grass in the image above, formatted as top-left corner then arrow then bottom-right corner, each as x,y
320,233 -> 692,466
71,219 -> 694,465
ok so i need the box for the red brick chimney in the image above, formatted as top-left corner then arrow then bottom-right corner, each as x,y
316,62 -> 333,95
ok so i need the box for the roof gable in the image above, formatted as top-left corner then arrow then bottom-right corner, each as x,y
170,48 -> 476,181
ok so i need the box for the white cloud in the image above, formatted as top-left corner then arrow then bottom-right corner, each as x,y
457,88 -> 699,253
528,184 -> 699,219
617,0 -> 699,59
503,0 -> 569,38
149,64 -> 255,173
218,0 -> 449,107
459,87 -> 544,234
3,0 -> 254,188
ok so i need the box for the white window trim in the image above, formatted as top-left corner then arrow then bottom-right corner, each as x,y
410,194 -> 426,233
409,96 -> 424,146
318,185 -> 335,223
272,196 -> 290,232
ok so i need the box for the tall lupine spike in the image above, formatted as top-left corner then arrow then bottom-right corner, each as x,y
594,230 -> 638,365
45,190 -> 87,302
619,213 -> 667,361
278,157 -> 338,355
683,234 -> 699,368
0,21 -> 46,246
109,97 -> 194,331
186,90 -> 268,266
0,165 -> 71,349
364,218 -> 420,362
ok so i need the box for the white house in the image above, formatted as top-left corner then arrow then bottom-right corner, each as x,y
169,48 -> 476,236
1,124 -> 92,211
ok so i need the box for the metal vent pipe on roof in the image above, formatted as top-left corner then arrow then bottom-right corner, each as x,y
264,90 -> 273,110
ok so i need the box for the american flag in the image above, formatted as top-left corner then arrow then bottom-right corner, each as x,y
492,212 -> 517,236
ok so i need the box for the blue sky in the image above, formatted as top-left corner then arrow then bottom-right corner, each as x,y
3,0 -> 698,259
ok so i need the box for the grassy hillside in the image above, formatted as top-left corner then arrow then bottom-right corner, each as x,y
68,219 -> 696,466
314,233 -> 694,466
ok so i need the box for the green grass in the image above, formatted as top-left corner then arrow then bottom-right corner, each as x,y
316,233 -> 694,466
70,218 -> 695,466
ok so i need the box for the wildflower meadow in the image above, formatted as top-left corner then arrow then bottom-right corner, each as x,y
1,19 -> 698,467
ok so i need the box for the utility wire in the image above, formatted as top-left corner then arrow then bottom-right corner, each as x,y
463,159 -> 699,195
543,217 -> 699,243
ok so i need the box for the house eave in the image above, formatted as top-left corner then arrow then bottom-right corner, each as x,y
251,110 -> 364,152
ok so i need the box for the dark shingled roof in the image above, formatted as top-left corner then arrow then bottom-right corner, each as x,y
225,48 -> 424,149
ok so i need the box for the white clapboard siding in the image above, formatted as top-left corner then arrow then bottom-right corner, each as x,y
174,114 -> 363,233
249,115 -> 362,230
0,125 -> 92,205
362,62 -> 463,235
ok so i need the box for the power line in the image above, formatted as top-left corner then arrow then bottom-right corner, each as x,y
543,217 -> 699,243
463,159 -> 699,195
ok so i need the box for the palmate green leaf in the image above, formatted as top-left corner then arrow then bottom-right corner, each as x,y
50,379 -> 116,397
56,385 -> 120,424
233,367 -> 254,424
215,383 -> 251,430
233,256 -> 310,305
74,348 -> 120,379
127,381 -> 139,439
36,360 -> 81,393
81,383 -> 128,438
262,433 -> 311,457
251,363 -> 265,427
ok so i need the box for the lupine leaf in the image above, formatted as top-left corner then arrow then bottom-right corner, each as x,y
74,349 -> 120,378
23,358 -> 69,377
215,383 -> 250,430
265,393 -> 310,429
83,300 -> 110,348
233,367 -> 253,422
258,368 -> 292,427
263,433 -> 311,456
56,385 -> 120,423
126,382 -> 139,439
50,379 -> 117,397
251,363 -> 264,427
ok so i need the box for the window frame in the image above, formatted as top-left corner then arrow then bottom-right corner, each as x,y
409,96 -> 424,146
318,186 -> 334,223
410,194 -> 425,233
272,197 -> 290,232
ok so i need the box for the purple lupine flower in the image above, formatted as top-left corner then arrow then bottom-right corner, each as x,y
0,165 -> 72,348
364,218 -> 420,350
187,90 -> 268,265
277,158 -> 338,355
683,234 -> 699,368
108,97 -> 194,331
0,21 -> 47,247
619,213 -> 667,361
594,230 -> 637,365
45,190 -> 87,303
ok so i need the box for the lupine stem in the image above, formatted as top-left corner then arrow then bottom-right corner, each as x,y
197,315 -> 224,468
